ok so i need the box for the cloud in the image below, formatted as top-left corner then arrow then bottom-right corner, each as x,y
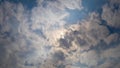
53,50 -> 65,62
102,0 -> 120,29
37,0 -> 83,10
97,60 -> 120,68
54,13 -> 103,67
58,12 -> 110,51
57,0 -> 83,10
80,50 -> 99,67
56,8 -> 120,68
110,0 -> 120,4
0,0 -> 120,68
97,53 -> 120,68
104,33 -> 120,45
30,1 -> 69,44
0,0 -> 83,68
101,45 -> 120,58
0,1 -> 48,68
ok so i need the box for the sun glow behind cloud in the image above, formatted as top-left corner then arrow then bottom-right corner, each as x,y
30,0 -> 83,46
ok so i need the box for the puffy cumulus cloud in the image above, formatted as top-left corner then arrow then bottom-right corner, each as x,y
0,0 -> 120,68
56,13 -> 100,67
0,0 -> 83,68
0,1 -> 46,68
102,0 -> 120,29
31,0 -> 83,44
0,4 -> 48,68
31,6 -> 68,44
58,12 -> 110,51
0,2 -> 23,68
56,11 -> 120,68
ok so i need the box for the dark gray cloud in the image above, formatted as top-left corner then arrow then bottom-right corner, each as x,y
59,38 -> 72,49
53,50 -> 65,61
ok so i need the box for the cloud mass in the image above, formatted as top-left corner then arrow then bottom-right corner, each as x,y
0,0 -> 120,68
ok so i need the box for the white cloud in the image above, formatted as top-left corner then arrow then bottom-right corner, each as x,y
0,0 -> 83,68
30,5 -> 69,44
37,0 -> 83,10
0,0 -> 120,68
55,11 -> 120,68
54,12 -> 110,68
58,0 -> 83,10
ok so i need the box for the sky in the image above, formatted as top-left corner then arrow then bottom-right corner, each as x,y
0,0 -> 120,68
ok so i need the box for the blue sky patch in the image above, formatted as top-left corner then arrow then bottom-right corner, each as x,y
64,9 -> 87,24
82,0 -> 108,14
